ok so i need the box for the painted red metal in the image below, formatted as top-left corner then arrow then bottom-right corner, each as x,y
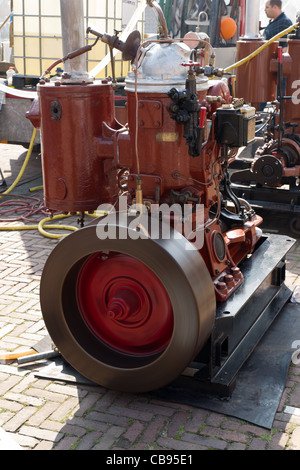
27,72 -> 262,302
76,251 -> 173,356
239,0 -> 246,37
235,39 -> 278,106
37,81 -> 119,213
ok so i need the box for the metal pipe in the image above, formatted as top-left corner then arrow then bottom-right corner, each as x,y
147,0 -> 169,38
277,46 -> 284,149
17,349 -> 60,365
60,0 -> 91,82
243,0 -> 261,39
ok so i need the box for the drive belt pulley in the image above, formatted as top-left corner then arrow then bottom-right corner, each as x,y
40,216 -> 216,393
252,155 -> 284,186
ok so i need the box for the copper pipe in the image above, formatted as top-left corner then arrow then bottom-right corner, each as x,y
147,0 -> 169,38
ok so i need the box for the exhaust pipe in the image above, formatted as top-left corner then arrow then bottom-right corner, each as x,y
243,0 -> 261,39
60,0 -> 92,83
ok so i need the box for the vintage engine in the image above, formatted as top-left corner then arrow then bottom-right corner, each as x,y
26,3 -> 294,395
230,10 -> 300,231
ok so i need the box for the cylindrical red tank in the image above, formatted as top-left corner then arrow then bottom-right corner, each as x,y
235,39 -> 278,105
38,81 -> 116,213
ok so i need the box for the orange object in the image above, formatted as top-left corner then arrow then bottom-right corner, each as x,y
220,17 -> 237,40
224,229 -> 246,244
0,349 -> 36,364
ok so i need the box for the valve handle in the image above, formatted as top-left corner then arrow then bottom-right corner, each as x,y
199,107 -> 207,128
181,61 -> 201,69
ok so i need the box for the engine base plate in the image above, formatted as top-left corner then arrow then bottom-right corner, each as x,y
156,233 -> 295,397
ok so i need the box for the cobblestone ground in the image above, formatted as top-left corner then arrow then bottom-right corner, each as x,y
0,144 -> 299,451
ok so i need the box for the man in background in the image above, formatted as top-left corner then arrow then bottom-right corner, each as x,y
263,0 -> 293,51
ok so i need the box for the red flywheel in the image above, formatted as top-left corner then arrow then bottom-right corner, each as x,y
76,252 -> 173,356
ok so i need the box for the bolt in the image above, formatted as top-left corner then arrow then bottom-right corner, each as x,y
217,281 -> 227,291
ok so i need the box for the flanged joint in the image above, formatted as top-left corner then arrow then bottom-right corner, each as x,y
252,155 -> 283,186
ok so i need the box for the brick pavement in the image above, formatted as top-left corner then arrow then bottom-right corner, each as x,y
0,143 -> 300,451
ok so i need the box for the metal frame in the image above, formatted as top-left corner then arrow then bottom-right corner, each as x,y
231,183 -> 300,215
159,233 -> 295,397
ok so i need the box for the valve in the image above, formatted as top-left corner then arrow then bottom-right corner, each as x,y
182,61 -> 226,78
87,26 -> 141,62
181,61 -> 202,70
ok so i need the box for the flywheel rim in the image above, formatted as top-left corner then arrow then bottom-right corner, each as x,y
40,218 -> 216,393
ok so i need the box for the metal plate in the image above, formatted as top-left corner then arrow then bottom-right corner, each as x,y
152,302 -> 300,429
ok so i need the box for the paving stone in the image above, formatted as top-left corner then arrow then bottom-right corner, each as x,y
18,424 -> 63,443
288,426 -> 300,450
3,406 -> 37,433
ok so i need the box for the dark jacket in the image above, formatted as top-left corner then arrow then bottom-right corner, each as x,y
263,12 -> 293,46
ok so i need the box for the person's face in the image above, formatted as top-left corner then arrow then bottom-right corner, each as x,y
265,1 -> 276,19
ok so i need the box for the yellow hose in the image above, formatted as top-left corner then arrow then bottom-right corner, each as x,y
0,212 -> 108,240
0,218 -> 77,237
29,185 -> 43,192
36,211 -> 108,238
38,214 -> 78,239
0,128 -> 76,238
224,22 -> 299,73
0,128 -> 37,197
0,128 -> 108,239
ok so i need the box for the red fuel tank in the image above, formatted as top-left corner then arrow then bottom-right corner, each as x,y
235,39 -> 278,106
38,81 -> 116,213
